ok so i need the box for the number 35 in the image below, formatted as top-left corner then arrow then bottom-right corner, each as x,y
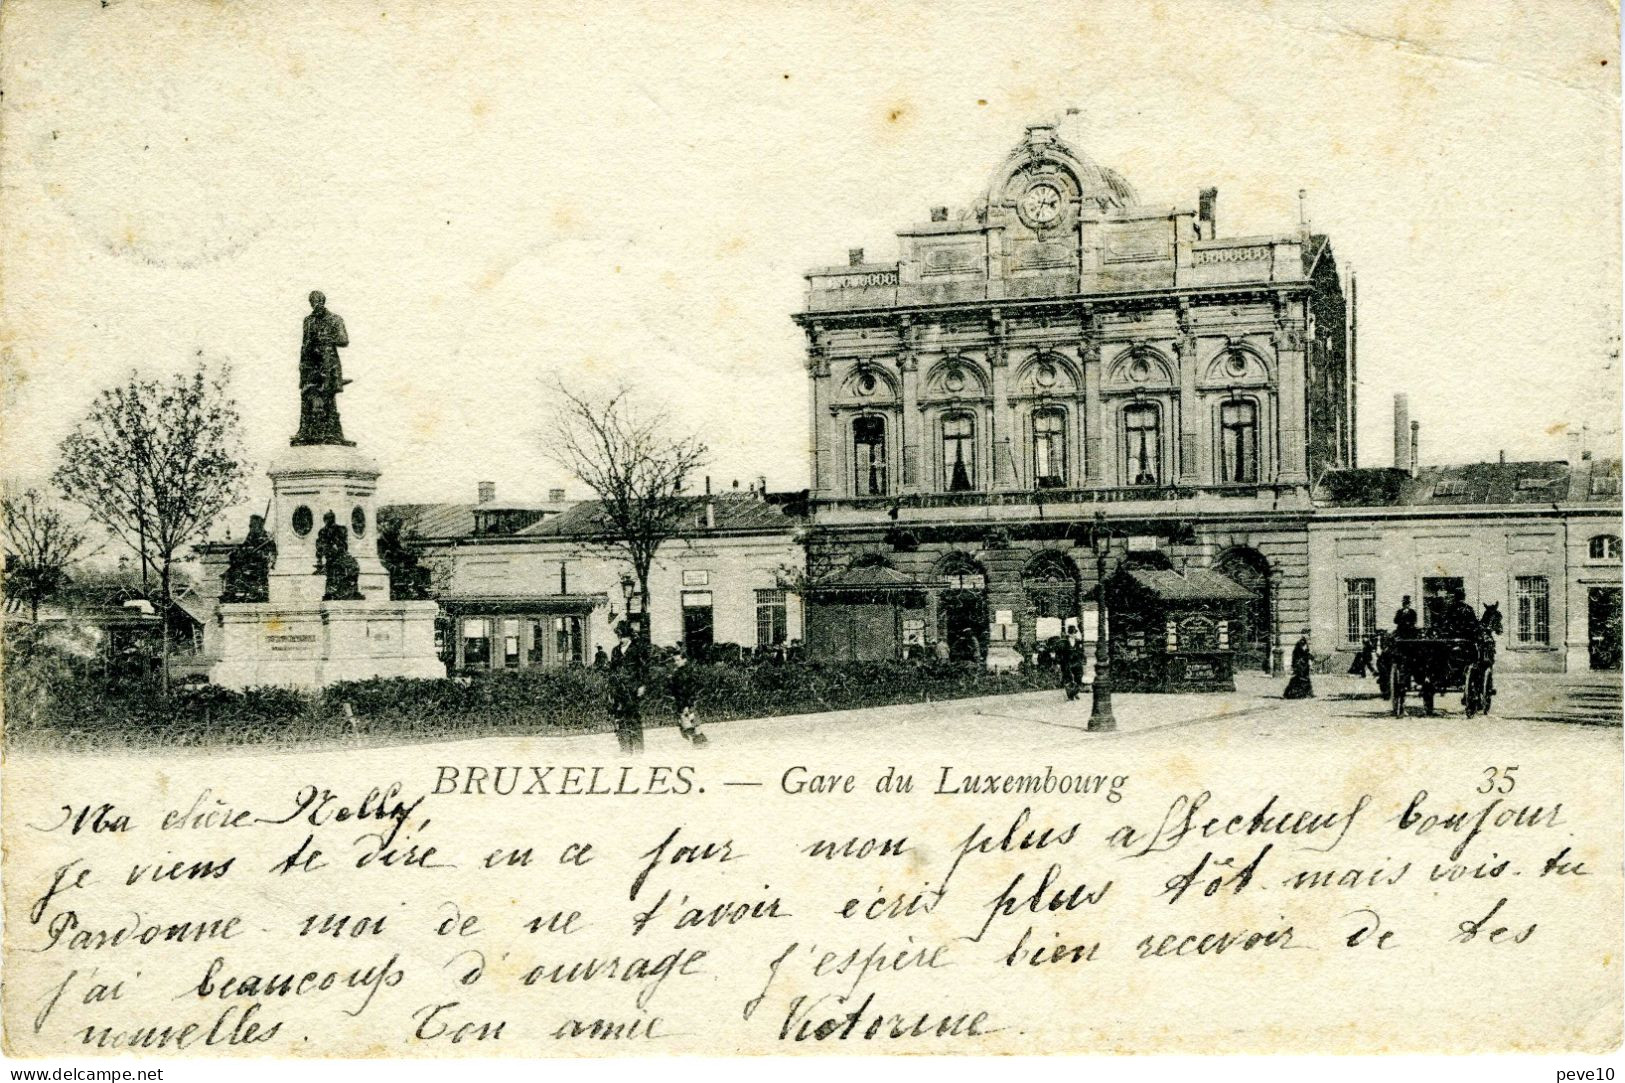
1478,766 -> 1518,794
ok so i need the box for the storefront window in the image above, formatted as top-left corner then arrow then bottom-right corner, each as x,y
461,618 -> 491,669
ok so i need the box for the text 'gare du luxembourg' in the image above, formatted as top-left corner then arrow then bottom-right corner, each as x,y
191,124 -> 1622,684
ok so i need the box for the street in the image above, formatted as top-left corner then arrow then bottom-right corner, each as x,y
407,669 -> 1622,760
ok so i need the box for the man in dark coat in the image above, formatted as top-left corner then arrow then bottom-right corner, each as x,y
1393,596 -> 1419,639
295,290 -> 351,445
1283,631 -> 1315,699
607,639 -> 646,755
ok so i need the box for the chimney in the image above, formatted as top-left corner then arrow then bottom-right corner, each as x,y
1498,449 -> 1506,464
1567,431 -> 1584,467
1198,187 -> 1217,240
548,487 -> 565,502
930,206 -> 948,222
477,481 -> 496,504
1409,420 -> 1420,478
1392,394 -> 1410,471
1298,188 -> 1309,234
848,248 -> 865,267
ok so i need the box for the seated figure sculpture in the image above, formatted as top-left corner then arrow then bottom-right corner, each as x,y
220,514 -> 277,603
313,511 -> 363,601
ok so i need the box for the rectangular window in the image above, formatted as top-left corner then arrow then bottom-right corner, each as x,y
1032,409 -> 1067,488
942,413 -> 976,491
1515,576 -> 1550,645
1123,404 -> 1161,486
756,589 -> 788,648
501,618 -> 521,668
527,618 -> 547,666
1344,577 -> 1376,643
852,416 -> 887,496
461,617 -> 491,669
1219,400 -> 1259,483
554,616 -> 583,664
1422,577 -> 1463,630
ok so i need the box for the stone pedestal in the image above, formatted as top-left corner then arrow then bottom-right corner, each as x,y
210,443 -> 442,690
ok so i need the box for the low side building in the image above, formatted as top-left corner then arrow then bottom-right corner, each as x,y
1309,457 -> 1622,674
389,490 -> 806,671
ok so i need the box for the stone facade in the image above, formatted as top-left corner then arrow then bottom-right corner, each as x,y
1310,458 -> 1623,673
795,125 -> 1349,668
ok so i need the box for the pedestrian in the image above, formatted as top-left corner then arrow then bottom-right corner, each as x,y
669,651 -> 707,746
592,645 -> 609,670
606,639 -> 646,754
1064,627 -> 1086,700
1283,630 -> 1315,699
933,637 -> 951,663
1347,636 -> 1376,677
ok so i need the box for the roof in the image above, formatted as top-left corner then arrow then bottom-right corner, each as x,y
810,563 -> 945,592
1113,568 -> 1256,603
381,492 -> 799,542
1314,459 -> 1620,509
522,493 -> 798,538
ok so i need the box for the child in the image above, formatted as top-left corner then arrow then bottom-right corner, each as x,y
669,652 -> 707,747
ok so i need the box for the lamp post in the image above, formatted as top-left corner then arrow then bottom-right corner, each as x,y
618,573 -> 636,640
1089,510 -> 1116,732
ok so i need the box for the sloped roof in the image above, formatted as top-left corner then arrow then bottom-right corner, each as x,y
381,502 -> 477,539
1313,460 -> 1609,509
811,563 -> 943,592
1115,568 -> 1256,603
522,493 -> 798,538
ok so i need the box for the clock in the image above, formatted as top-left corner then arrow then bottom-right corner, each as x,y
1020,182 -> 1063,226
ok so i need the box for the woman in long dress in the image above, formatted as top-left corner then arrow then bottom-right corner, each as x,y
1283,632 -> 1315,699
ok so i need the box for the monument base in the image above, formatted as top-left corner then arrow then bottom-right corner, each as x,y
211,599 -> 443,690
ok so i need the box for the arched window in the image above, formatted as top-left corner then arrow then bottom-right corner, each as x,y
1032,408 -> 1067,489
1219,400 -> 1259,483
852,416 -> 887,496
1123,403 -> 1161,486
941,412 -> 976,492
1589,535 -> 1621,561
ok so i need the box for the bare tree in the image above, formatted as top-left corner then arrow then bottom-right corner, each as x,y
54,361 -> 249,689
1,489 -> 95,621
544,382 -> 709,643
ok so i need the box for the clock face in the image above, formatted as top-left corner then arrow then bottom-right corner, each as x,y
1021,182 -> 1063,225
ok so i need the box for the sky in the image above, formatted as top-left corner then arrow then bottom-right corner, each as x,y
1,0 -> 1619,531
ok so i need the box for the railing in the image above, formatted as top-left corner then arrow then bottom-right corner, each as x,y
814,483 -> 1291,513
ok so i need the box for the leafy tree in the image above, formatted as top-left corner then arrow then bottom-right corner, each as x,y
54,361 -> 249,689
544,382 -> 708,644
0,488 -> 94,620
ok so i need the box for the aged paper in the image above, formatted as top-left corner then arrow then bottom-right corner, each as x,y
1,0 -> 1621,1066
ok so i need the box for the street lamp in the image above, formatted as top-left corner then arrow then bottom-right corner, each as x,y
1089,510 -> 1117,732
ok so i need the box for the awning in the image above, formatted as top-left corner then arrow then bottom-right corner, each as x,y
1112,568 -> 1255,602
436,592 -> 607,614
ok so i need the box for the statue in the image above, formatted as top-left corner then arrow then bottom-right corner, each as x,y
313,511 -> 363,601
220,514 -> 277,603
293,290 -> 354,446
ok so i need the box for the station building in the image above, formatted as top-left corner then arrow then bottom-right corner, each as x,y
794,124 -> 1353,670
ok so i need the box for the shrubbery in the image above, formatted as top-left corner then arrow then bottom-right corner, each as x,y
4,632 -> 1056,750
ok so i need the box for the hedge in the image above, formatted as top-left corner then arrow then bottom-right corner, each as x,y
4,634 -> 1059,751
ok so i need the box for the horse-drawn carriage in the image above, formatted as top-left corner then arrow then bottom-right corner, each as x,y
1377,605 -> 1501,718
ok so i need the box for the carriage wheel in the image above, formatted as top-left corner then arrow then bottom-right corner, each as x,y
1390,669 -> 1406,717
1421,681 -> 1435,716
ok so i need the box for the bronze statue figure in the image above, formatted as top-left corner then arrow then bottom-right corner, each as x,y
293,290 -> 355,446
314,510 -> 363,601
220,514 -> 277,603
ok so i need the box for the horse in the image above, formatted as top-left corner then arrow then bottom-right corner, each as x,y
1464,603 -> 1502,716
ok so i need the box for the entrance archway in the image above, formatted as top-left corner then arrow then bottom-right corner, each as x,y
1213,546 -> 1271,671
935,552 -> 988,661
1022,550 -> 1081,643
